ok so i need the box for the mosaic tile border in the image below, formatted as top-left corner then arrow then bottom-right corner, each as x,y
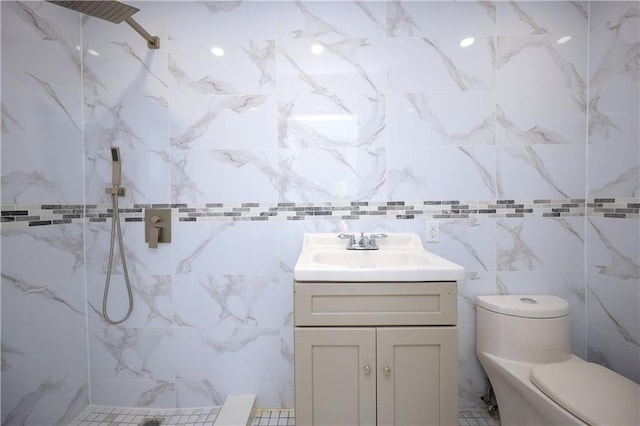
1,198 -> 638,228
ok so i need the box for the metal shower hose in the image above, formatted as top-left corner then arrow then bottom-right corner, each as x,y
103,190 -> 133,325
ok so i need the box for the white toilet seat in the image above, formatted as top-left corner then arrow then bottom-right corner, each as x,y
531,358 -> 640,426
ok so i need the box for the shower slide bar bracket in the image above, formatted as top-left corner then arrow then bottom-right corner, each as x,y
46,1 -> 160,49
105,186 -> 126,196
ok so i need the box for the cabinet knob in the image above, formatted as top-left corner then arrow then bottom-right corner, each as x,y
364,364 -> 371,375
383,365 -> 391,376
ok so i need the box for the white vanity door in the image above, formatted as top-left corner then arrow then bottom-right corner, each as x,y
294,327 -> 377,426
376,327 -> 458,426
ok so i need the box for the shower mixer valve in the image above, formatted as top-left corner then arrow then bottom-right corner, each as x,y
145,208 -> 172,249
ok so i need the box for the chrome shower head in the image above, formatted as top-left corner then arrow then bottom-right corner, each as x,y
46,1 -> 159,49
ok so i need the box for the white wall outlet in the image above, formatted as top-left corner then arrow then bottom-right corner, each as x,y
426,220 -> 439,242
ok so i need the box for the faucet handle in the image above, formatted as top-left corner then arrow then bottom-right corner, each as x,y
338,233 -> 356,247
370,233 -> 387,249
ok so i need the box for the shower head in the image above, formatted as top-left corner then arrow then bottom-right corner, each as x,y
47,1 -> 139,24
46,1 -> 160,49
110,147 -> 121,187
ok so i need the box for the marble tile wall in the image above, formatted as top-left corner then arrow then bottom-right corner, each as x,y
1,0 -> 638,422
1,2 -> 89,425
585,2 -> 640,383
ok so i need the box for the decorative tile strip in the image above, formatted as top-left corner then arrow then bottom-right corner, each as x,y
0,198 -> 638,228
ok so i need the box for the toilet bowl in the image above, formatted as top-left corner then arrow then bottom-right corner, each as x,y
476,295 -> 640,426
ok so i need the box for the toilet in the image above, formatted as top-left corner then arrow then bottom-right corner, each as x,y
476,294 -> 640,426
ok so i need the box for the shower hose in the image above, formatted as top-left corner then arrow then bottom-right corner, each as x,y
103,189 -> 133,325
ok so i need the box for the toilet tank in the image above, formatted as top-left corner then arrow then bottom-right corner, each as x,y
476,295 -> 571,364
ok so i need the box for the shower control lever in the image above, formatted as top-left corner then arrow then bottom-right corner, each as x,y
145,208 -> 171,249
149,216 -> 162,249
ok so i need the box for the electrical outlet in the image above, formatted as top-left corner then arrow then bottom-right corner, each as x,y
426,220 -> 439,242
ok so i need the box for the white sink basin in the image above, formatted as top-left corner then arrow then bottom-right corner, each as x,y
294,233 -> 465,282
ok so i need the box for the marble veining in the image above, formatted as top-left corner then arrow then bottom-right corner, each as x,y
175,223 -> 234,274
3,380 -> 65,425
279,93 -> 385,148
588,286 -> 639,346
1,273 -> 84,317
589,166 -> 640,198
92,327 -> 173,379
1,343 -> 25,373
199,276 -> 262,326
589,218 -> 640,281
498,35 -> 587,90
508,2 -> 550,34
497,220 -> 543,271
460,147 -> 496,196
2,226 -> 84,272
291,1 -> 350,40
179,379 -> 225,407
171,95 -> 271,149
403,93 -> 494,146
12,2 -> 81,71
169,54 -> 236,95
441,220 -> 489,272
2,0 -> 639,420
424,37 -> 492,91
136,381 -> 175,407
85,98 -> 144,150
386,1 -> 421,36
133,276 -> 173,327
589,5 -> 639,88
498,146 -> 571,199
200,327 -> 280,354
1,171 -> 60,205
108,42 -> 167,91
25,72 -> 81,133
497,105 -> 572,145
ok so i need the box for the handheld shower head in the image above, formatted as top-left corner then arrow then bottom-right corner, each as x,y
111,147 -> 120,162
111,147 -> 121,187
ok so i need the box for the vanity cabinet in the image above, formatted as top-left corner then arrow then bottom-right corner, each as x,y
294,281 -> 458,426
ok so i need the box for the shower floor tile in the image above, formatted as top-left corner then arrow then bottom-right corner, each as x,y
71,405 -> 500,425
70,405 -> 221,426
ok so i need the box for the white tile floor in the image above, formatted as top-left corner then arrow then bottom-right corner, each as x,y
71,405 -> 500,426
70,406 -> 221,426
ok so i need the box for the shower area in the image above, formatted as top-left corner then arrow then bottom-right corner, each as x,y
2,1 -> 639,425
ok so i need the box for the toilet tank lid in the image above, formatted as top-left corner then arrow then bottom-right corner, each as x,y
477,295 -> 569,318
531,359 -> 640,426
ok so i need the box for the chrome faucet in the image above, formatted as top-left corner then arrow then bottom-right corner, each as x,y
338,232 -> 387,250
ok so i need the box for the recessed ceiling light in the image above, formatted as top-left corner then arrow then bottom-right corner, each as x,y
210,46 -> 225,57
557,35 -> 572,44
311,43 -> 324,55
460,37 -> 475,48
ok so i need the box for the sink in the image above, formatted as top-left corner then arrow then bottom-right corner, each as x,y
294,233 -> 465,282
